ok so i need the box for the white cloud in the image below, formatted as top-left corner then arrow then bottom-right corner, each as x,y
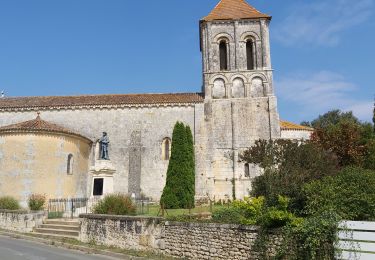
275,0 -> 374,46
346,101 -> 374,122
276,71 -> 373,122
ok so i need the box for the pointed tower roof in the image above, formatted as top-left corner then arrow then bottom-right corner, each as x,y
202,0 -> 270,21
0,113 -> 92,142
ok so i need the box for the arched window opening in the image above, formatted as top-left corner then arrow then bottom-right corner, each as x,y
162,138 -> 171,160
246,40 -> 254,70
67,154 -> 73,175
219,41 -> 228,71
244,163 -> 250,178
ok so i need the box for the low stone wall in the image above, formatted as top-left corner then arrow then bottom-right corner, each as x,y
79,214 -> 164,251
163,222 -> 282,259
0,210 -> 45,232
79,214 -> 283,259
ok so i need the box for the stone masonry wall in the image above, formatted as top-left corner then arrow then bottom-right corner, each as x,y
0,104 -> 202,201
79,214 -> 282,259
163,222 -> 282,260
79,214 -> 164,251
0,210 -> 45,233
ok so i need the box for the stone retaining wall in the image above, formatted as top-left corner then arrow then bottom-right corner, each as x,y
163,221 -> 282,259
79,214 -> 282,259
0,210 -> 45,232
79,214 -> 164,251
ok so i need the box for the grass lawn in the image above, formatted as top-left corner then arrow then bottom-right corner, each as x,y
141,204 -> 228,217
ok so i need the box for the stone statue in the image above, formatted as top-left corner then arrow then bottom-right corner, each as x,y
99,132 -> 110,160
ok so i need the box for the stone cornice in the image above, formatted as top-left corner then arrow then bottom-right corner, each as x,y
0,102 -> 202,112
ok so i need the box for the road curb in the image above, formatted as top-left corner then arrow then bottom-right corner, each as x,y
0,230 -> 147,260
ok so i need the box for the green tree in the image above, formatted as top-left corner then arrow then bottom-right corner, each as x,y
160,122 -> 195,209
310,109 -> 359,130
311,121 -> 366,167
310,109 -> 375,169
185,125 -> 195,207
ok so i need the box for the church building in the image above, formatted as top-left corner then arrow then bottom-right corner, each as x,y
0,0 -> 313,207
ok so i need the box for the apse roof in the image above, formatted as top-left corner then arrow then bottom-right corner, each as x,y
0,114 -> 92,142
202,0 -> 271,21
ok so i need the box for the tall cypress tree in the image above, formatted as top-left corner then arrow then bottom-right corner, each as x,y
160,122 -> 195,209
373,98 -> 375,133
185,125 -> 195,208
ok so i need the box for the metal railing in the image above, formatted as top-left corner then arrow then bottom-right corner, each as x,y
48,197 -> 101,219
48,197 -> 152,219
135,198 -> 151,215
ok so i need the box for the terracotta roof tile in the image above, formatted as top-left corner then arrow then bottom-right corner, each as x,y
0,114 -> 92,142
0,93 -> 204,110
203,0 -> 270,21
280,120 -> 314,131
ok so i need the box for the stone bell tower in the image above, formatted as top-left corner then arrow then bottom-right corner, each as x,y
196,0 -> 280,201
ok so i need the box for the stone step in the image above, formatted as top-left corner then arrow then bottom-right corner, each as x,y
34,228 -> 79,237
31,232 -> 79,240
44,219 -> 80,226
40,224 -> 80,231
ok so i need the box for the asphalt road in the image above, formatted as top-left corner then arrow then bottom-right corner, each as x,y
0,235 -> 120,260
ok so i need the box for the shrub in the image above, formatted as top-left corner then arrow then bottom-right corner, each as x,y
304,167 -> 375,220
212,196 -> 298,228
279,211 -> 340,260
0,196 -> 20,210
93,194 -> 136,215
242,139 -> 338,213
260,196 -> 299,229
28,194 -> 46,211
232,196 -> 265,225
160,122 -> 195,209
211,206 -> 245,224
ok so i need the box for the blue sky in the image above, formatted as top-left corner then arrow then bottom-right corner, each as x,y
0,0 -> 374,123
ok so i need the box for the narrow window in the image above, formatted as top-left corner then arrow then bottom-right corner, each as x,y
244,163 -> 250,178
246,40 -> 254,70
67,154 -> 73,175
165,139 -> 170,160
219,41 -> 228,71
162,138 -> 171,160
93,178 -> 104,196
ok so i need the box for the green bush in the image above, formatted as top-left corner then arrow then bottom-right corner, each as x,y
242,139 -> 338,213
93,194 -> 136,215
0,196 -> 20,210
160,122 -> 195,209
232,196 -> 265,225
212,196 -> 298,228
304,167 -> 375,220
211,206 -> 245,224
279,211 -> 340,260
28,194 -> 46,211
260,196 -> 299,229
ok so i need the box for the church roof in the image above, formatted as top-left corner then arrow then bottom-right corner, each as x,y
280,120 -> 314,132
0,114 -> 92,142
0,93 -> 204,110
202,0 -> 271,21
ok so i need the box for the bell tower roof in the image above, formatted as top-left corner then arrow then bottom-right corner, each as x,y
202,0 -> 270,21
